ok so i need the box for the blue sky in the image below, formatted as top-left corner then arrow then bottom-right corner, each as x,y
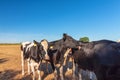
0,0 -> 120,43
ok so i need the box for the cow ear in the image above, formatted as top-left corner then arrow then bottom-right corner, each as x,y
33,40 -> 38,46
50,46 -> 53,49
63,33 -> 67,41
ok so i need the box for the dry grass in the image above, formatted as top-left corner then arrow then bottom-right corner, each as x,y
0,45 -> 75,80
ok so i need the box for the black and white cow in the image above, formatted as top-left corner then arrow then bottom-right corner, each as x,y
70,40 -> 120,80
21,41 -> 31,75
21,40 -> 49,80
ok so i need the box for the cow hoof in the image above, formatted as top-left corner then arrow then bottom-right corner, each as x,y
22,72 -> 25,76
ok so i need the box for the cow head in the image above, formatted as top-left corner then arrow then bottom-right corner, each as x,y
40,39 -> 50,60
62,33 -> 79,48
33,40 -> 46,60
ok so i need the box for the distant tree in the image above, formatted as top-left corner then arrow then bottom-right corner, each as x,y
117,40 -> 120,43
79,37 -> 89,42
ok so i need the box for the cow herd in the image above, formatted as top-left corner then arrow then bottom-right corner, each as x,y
20,33 -> 120,80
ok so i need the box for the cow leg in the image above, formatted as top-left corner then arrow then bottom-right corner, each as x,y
88,71 -> 97,80
89,71 -> 92,80
21,51 -> 25,75
37,70 -> 41,80
78,69 -> 82,80
27,58 -> 31,74
87,70 -> 92,80
37,62 -> 41,80
85,70 -> 92,80
60,65 -> 64,80
72,59 -> 76,79
54,68 -> 58,80
90,71 -> 97,80
31,62 -> 35,80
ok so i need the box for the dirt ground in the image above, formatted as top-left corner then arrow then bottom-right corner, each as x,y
0,45 -> 75,80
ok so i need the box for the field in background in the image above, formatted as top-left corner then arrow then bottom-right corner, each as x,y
0,44 -> 74,80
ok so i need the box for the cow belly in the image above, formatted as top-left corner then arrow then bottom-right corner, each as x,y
97,51 -> 120,66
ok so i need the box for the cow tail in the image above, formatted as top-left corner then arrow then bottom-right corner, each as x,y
21,45 -> 23,51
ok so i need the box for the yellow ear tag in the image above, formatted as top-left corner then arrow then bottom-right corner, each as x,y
34,43 -> 37,46
50,46 -> 53,49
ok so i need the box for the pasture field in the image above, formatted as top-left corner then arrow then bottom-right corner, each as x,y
0,44 -> 73,80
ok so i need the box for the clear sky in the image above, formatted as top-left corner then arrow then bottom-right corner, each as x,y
0,0 -> 120,43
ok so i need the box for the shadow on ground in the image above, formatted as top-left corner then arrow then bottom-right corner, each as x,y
0,58 -> 8,64
0,69 -> 20,80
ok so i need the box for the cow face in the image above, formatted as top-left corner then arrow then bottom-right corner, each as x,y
62,33 -> 79,48
40,39 -> 50,60
33,40 -> 46,60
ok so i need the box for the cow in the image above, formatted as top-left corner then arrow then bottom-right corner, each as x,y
64,48 -> 97,80
64,54 -> 97,80
70,40 -> 120,80
117,40 -> 120,43
21,41 -> 31,75
21,40 -> 49,80
46,33 -> 79,80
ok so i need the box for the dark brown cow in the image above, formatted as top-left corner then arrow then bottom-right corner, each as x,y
47,33 -> 79,80
70,40 -> 120,80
